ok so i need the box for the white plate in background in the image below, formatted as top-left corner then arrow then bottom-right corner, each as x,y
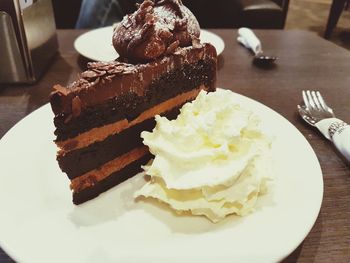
74,26 -> 225,62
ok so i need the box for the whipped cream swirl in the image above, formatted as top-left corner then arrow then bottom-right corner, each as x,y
136,89 -> 273,222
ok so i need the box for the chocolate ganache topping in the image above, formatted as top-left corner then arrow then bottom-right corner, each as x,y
112,0 -> 200,63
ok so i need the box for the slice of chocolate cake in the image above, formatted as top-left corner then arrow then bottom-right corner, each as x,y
50,0 -> 217,204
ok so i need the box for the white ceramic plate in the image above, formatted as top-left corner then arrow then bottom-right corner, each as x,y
0,91 -> 323,263
74,26 -> 225,62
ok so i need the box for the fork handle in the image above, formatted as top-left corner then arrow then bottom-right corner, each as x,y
331,123 -> 350,162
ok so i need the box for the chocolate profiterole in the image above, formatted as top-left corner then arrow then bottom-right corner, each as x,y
50,0 -> 217,204
113,0 -> 200,62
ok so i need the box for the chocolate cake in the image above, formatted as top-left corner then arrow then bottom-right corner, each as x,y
50,0 -> 217,204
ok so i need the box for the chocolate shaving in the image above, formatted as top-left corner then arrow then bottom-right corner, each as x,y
158,29 -> 173,41
53,85 -> 69,96
127,22 -> 155,56
144,13 -> 155,24
122,67 -> 137,74
175,18 -> 187,31
88,62 -> 111,70
166,40 -> 179,54
107,65 -> 125,74
81,70 -> 100,79
122,15 -> 133,28
78,62 -> 138,84
90,77 -> 100,86
135,0 -> 154,23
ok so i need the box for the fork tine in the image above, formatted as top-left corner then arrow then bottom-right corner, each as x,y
306,90 -> 316,109
315,91 -> 328,111
299,90 -> 335,125
302,90 -> 311,110
311,91 -> 321,110
316,91 -> 335,116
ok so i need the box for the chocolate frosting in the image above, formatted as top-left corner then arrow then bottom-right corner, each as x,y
50,43 -> 217,119
112,0 -> 200,63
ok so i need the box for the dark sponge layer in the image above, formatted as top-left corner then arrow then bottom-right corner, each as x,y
54,59 -> 216,141
73,153 -> 152,205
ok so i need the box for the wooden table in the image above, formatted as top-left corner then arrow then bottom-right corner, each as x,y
1,29 -> 350,262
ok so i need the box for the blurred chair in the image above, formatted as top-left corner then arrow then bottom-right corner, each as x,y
239,0 -> 290,29
52,0 -> 82,28
182,0 -> 289,28
52,0 -> 289,29
182,0 -> 242,28
324,0 -> 349,39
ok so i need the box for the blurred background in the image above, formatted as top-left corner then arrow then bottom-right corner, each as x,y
51,0 -> 350,50
286,0 -> 350,50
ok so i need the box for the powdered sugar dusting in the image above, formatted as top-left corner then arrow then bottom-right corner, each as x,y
112,0 -> 200,62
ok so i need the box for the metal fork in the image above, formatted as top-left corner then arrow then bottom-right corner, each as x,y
298,90 -> 335,127
298,90 -> 350,162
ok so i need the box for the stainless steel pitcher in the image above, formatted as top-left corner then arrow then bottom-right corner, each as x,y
0,0 -> 58,84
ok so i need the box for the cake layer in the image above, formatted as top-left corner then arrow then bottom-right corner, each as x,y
57,87 -> 206,153
53,58 -> 216,141
72,153 -> 152,205
57,98 -> 185,179
58,116 -> 155,179
71,146 -> 149,193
